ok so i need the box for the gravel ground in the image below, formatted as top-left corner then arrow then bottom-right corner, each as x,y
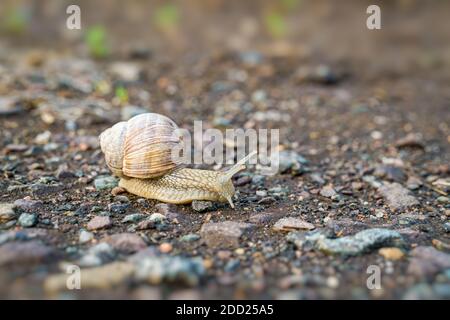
0,0 -> 449,299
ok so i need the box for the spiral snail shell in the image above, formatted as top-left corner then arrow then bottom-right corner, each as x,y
99,113 -> 255,208
99,113 -> 183,178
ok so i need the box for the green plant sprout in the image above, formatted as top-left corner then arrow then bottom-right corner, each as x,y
280,0 -> 302,12
85,26 -> 109,59
115,86 -> 129,105
264,11 -> 287,39
153,4 -> 180,30
3,6 -> 29,35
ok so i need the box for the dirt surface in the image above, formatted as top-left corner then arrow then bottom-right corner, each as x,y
0,0 -> 449,299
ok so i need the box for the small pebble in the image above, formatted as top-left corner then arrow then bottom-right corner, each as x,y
192,200 -> 215,213
87,216 -> 113,230
111,186 -> 126,196
18,213 -> 37,228
277,150 -> 308,174
443,222 -> 450,233
108,203 -> 129,214
256,190 -> 267,197
378,247 -> 405,260
320,185 -> 337,198
437,196 -> 449,204
159,242 -> 173,253
114,195 -> 129,203
375,209 -> 385,219
13,198 -> 43,212
180,234 -> 200,242
273,217 -> 315,231
0,203 -> 17,222
94,176 -> 118,191
136,220 -> 155,230
235,175 -> 252,186
149,213 -> 166,224
217,250 -> 232,260
79,230 -> 94,244
122,213 -> 145,223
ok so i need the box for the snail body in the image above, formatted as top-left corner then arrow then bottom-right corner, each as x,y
119,168 -> 237,206
99,113 -> 254,208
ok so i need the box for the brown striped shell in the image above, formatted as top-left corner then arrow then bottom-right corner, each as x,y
99,113 -> 183,178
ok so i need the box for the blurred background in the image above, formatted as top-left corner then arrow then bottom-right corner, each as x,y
0,0 -> 449,300
2,0 -> 450,70
1,0 -> 449,148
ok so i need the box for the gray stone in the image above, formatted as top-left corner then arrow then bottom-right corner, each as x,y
0,228 -> 51,245
110,62 -> 141,82
0,96 -> 23,115
362,175 -> 382,189
78,242 -> 116,267
407,246 -> 450,278
437,196 -> 449,204
18,213 -> 37,227
87,216 -> 112,230
378,182 -> 419,211
238,51 -> 263,65
134,255 -> 205,286
258,197 -> 276,205
444,222 -> 450,233
200,221 -> 255,248
108,202 -> 129,214
249,212 -> 278,224
0,203 -> 17,222
154,203 -> 178,215
31,183 -> 63,196
224,259 -> 240,272
235,175 -> 252,186
148,213 -> 167,224
374,165 -> 406,182
122,213 -> 145,223
0,241 -> 58,266
102,233 -> 147,253
0,231 -> 28,245
251,175 -> 265,185
13,198 -> 43,212
154,203 -> 183,221
273,217 -> 315,231
94,176 -> 119,190
180,234 -> 200,242
395,133 -> 424,149
278,150 -> 308,174
56,169 -> 76,180
288,228 -> 404,256
255,190 -> 268,197
113,195 -> 129,203
136,219 -> 156,230
325,218 -> 369,236
297,65 -> 339,85
0,220 -> 16,229
192,200 -> 215,213
320,185 -> 337,198
79,230 -> 94,244
406,176 -> 422,190
310,173 -> 326,185
397,213 -> 426,226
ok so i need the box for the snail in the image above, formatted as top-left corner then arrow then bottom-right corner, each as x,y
99,113 -> 256,208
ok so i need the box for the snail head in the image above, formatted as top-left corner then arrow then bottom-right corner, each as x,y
218,151 -> 257,208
